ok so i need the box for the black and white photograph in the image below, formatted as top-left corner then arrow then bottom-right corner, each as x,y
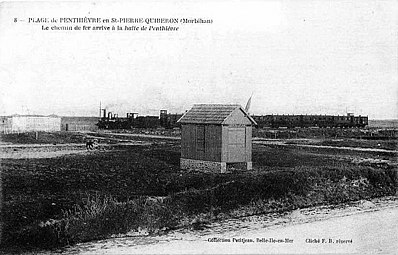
0,0 -> 397,254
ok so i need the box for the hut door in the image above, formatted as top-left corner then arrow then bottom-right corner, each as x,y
196,125 -> 205,158
228,127 -> 246,162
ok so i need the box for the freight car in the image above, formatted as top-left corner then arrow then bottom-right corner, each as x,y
252,113 -> 368,128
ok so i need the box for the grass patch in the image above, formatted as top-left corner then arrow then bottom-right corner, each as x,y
8,194 -> 176,249
168,166 -> 396,217
1,141 -> 396,251
3,165 -> 395,250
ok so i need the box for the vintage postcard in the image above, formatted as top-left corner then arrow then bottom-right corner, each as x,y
0,0 -> 397,254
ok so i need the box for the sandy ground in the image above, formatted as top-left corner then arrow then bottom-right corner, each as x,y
93,133 -> 398,153
89,132 -> 181,140
0,132 -> 165,159
58,197 -> 398,254
1,133 -> 396,160
0,142 -> 151,159
253,138 -> 398,154
0,144 -> 87,159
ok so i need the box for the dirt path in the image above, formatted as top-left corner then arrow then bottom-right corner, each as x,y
0,142 -> 151,159
2,133 -> 395,158
59,197 -> 398,254
0,144 -> 86,159
91,133 -> 397,153
253,138 -> 398,154
89,132 -> 181,140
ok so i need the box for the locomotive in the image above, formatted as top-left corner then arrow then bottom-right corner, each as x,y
97,109 -> 183,129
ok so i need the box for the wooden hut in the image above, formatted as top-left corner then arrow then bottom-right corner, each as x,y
177,104 -> 257,173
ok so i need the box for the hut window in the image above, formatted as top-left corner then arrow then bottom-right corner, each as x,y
196,125 -> 205,152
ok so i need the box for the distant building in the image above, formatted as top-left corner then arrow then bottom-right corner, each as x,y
177,104 -> 257,173
61,116 -> 99,131
0,115 -> 61,133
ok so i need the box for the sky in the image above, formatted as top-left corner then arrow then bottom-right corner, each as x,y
0,0 -> 397,119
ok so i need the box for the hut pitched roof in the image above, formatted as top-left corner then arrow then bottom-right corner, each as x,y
177,104 -> 257,125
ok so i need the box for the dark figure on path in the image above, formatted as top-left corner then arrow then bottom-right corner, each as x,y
86,140 -> 95,150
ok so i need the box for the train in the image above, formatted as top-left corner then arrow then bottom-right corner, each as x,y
97,109 -> 183,129
252,113 -> 368,128
97,109 -> 368,129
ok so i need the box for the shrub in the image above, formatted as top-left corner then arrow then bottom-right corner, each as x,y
4,193 -> 178,249
169,167 -> 396,216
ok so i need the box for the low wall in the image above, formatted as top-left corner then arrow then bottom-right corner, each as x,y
180,158 -> 227,173
180,159 -> 253,173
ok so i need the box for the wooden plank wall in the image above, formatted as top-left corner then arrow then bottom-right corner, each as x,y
181,124 -> 195,159
181,124 -> 222,161
245,126 -> 252,162
221,125 -> 229,162
221,125 -> 252,163
204,125 -> 222,161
